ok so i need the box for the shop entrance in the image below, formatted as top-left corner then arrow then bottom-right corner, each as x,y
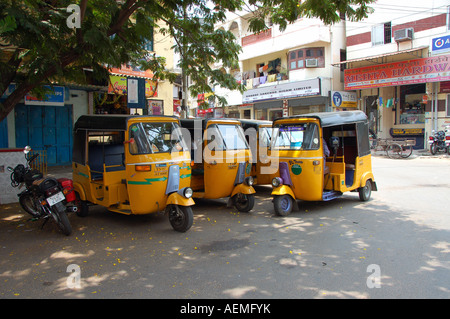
365,96 -> 378,134
399,84 -> 426,125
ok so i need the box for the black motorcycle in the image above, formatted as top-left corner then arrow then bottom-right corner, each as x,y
8,146 -> 74,236
428,130 -> 447,155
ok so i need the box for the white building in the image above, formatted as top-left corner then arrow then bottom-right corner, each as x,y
200,9 -> 350,120
342,0 -> 450,148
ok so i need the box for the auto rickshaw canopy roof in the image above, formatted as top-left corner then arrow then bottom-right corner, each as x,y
239,119 -> 272,130
74,114 -> 178,132
274,111 -> 368,128
180,118 -> 242,130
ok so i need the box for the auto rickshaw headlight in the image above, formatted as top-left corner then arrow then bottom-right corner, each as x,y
183,187 -> 193,199
244,176 -> 254,186
272,177 -> 283,188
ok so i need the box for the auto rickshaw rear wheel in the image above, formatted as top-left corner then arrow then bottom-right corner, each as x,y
233,193 -> 255,212
358,180 -> 372,201
167,205 -> 193,232
273,195 -> 293,216
74,193 -> 89,217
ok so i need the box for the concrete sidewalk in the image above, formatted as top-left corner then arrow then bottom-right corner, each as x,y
46,165 -> 73,179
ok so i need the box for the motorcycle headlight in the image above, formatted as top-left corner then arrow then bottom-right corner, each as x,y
244,176 -> 254,186
272,177 -> 283,188
183,187 -> 193,199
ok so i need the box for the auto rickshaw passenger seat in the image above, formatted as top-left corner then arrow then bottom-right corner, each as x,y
88,144 -> 125,180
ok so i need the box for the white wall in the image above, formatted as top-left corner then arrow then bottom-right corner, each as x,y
346,0 -> 449,59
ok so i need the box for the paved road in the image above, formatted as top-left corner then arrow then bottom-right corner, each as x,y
0,155 -> 449,299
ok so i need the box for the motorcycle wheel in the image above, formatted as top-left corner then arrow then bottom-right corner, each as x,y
430,143 -> 437,155
168,205 -> 193,233
51,202 -> 72,236
19,193 -> 40,218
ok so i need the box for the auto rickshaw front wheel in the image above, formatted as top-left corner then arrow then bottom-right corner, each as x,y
167,205 -> 193,232
233,193 -> 255,212
273,195 -> 293,217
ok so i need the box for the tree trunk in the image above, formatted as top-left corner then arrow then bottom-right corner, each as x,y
0,49 -> 84,123
0,82 -> 35,123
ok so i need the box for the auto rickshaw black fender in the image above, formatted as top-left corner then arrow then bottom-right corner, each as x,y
360,172 -> 377,191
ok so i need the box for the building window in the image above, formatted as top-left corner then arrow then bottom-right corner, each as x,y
288,47 -> 325,70
143,41 -> 153,52
372,22 -> 391,46
143,27 -> 154,52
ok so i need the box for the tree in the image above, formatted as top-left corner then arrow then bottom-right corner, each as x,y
0,0 -> 374,122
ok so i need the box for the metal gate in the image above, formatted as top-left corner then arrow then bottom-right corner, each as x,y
15,104 -> 73,166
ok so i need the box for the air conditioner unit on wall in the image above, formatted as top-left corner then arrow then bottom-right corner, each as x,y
305,59 -> 318,68
394,28 -> 413,42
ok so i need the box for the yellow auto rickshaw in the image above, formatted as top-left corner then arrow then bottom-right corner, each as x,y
72,115 -> 194,232
180,118 -> 255,212
270,111 -> 377,216
239,119 -> 278,185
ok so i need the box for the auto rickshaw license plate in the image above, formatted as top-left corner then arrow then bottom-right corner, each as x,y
47,192 -> 65,206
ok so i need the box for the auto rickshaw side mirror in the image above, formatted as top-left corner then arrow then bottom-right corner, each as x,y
330,137 -> 340,154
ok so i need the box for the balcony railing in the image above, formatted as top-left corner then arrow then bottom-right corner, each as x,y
241,28 -> 272,46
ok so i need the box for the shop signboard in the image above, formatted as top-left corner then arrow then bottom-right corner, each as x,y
145,80 -> 158,97
345,54 -> 450,90
109,64 -> 153,79
127,78 -> 146,108
331,91 -> 357,108
243,78 -> 320,103
109,75 -> 127,94
432,35 -> 450,54
25,85 -> 64,106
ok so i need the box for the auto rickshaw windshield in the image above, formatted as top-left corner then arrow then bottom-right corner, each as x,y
129,122 -> 188,154
260,127 -> 272,147
272,122 -> 320,150
206,124 -> 249,150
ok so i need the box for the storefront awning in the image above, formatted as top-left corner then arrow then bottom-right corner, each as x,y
332,46 -> 428,67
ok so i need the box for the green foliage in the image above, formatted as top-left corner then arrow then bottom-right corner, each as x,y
0,0 -> 374,119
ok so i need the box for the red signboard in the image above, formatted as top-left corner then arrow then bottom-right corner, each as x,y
345,54 -> 450,90
109,65 -> 153,79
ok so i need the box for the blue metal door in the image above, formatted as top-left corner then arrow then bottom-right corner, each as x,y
0,117 -> 8,148
15,104 -> 72,165
43,106 -> 57,164
55,105 -> 72,164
